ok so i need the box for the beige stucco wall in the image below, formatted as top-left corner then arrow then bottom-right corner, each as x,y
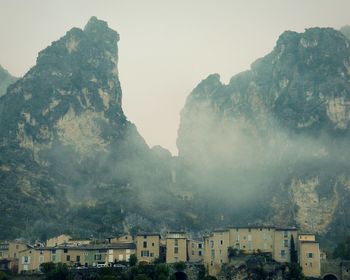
299,242 -> 321,278
229,227 -> 274,254
166,237 -> 187,263
46,234 -> 72,247
136,235 -> 160,263
187,240 -> 203,262
273,229 -> 298,263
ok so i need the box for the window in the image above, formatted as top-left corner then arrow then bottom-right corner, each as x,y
211,249 -> 215,258
150,253 -> 153,257
143,241 -> 147,248
52,255 -> 56,262
141,250 -> 149,257
281,250 -> 286,258
210,240 -> 214,248
64,249 -> 68,253
219,249 -> 222,255
307,253 -> 313,258
23,256 -> 29,264
144,235 -> 147,239
95,254 -> 102,260
76,256 -> 80,262
66,255 -> 70,261
284,240 -> 289,248
199,251 -> 202,256
152,242 -> 154,247
198,244 -> 202,249
192,250 -> 194,256
220,240 -> 223,245
309,262 -> 313,267
192,243 -> 194,248
284,231 -> 288,238
175,239 -> 178,246
174,247 -> 179,254
235,243 -> 240,249
52,249 -> 56,254
39,256 -> 44,263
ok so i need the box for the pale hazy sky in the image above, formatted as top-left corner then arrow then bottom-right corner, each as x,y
1,0 -> 349,154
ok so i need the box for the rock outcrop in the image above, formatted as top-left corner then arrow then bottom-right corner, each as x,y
176,27 -> 350,243
0,17 -> 175,239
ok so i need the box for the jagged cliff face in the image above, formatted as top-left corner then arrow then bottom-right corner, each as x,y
0,65 -> 17,97
177,28 -> 350,243
0,17 -> 177,239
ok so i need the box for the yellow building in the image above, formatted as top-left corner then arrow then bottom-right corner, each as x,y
272,228 -> 298,263
106,243 -> 136,264
298,233 -> 316,242
0,242 -> 9,259
18,243 -> 137,273
166,232 -> 188,263
18,247 -> 51,273
203,229 -> 230,276
299,241 -> 321,278
228,226 -> 275,254
107,234 -> 134,244
0,240 -> 31,271
136,234 -> 160,263
187,239 -> 203,263
46,234 -> 72,247
203,226 -> 301,277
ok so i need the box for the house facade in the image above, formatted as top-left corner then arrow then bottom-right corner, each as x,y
136,234 -> 160,263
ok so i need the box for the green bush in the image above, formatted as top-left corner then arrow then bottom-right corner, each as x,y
129,254 -> 138,266
174,261 -> 186,272
0,271 -> 8,280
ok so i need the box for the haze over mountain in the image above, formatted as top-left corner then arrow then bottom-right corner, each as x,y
1,18 -> 350,247
0,65 -> 17,97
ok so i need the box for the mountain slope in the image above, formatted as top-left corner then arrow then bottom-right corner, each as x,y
0,17 -> 178,239
177,27 -> 350,245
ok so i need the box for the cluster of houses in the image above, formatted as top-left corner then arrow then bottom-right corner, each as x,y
0,226 -> 323,278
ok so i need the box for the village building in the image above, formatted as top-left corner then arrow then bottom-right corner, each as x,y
46,234 -> 72,247
187,239 -> 203,263
135,233 -> 161,263
165,232 -> 188,263
18,243 -> 136,273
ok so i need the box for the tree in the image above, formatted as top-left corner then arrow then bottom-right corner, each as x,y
174,261 -> 186,272
290,235 -> 298,263
286,262 -> 306,280
154,263 -> 169,280
129,254 -> 138,266
135,274 -> 152,280
0,272 -> 8,280
40,262 -> 56,274
46,263 -> 70,280
228,247 -> 238,260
